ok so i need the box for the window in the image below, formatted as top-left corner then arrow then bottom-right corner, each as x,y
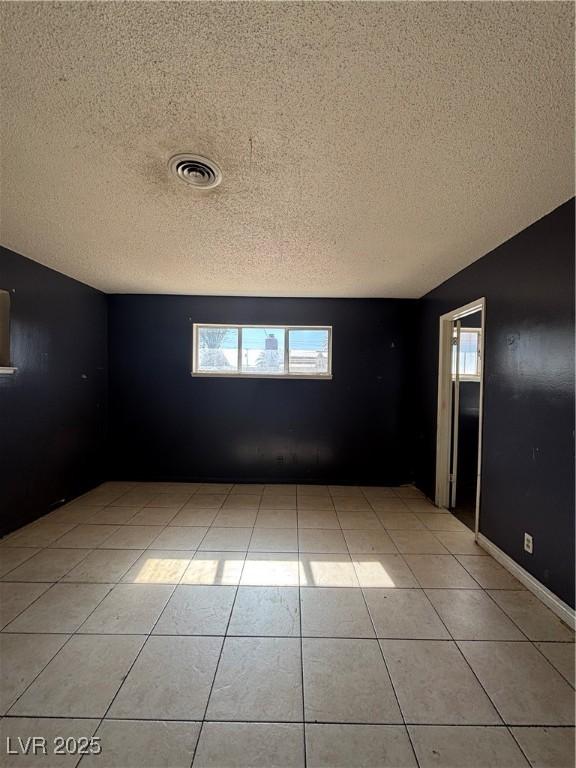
0,289 -> 14,373
452,327 -> 481,380
241,327 -> 286,375
196,326 -> 239,374
193,324 -> 332,378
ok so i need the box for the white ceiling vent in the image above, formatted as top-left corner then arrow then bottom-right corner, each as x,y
168,154 -> 222,189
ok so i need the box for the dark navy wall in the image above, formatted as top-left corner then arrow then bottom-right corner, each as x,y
455,381 -> 480,512
2,200 -> 573,605
416,199 -> 575,606
107,296 -> 416,485
0,247 -> 107,536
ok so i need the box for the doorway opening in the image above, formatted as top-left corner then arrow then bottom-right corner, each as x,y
435,298 -> 485,534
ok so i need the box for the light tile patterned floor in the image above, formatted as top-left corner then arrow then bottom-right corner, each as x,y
0,481 -> 574,767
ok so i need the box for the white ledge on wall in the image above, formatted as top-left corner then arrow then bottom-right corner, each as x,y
191,372 -> 333,381
0,366 -> 16,375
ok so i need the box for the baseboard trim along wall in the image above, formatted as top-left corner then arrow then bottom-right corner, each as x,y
477,533 -> 576,630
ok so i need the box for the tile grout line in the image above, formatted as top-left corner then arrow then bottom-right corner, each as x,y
2,571 -> 125,718
0,581 -> 59,631
0,630 -> 561,642
394,541 -> 551,741
75,577 -> 184,763
190,486 -> 240,768
342,525 -> 423,768
482,588 -> 540,642
450,635 -> 537,758
297,494 -> 308,768
1,541 -> 110,634
188,504 -> 247,768
2,713 -> 573,727
65,546 -> 145,585
480,589 -> 576,691
439,607 -> 516,731
60,477 -> 207,744
506,726 -> 539,768
0,541 -> 96,582
6,575 -> 540,591
95,573 -> 185,724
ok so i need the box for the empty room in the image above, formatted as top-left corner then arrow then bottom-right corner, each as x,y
0,2 -> 574,767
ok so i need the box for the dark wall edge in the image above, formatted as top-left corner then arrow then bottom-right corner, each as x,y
0,245 -> 109,536
415,198 -> 575,607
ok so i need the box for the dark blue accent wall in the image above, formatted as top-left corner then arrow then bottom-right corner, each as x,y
416,199 -> 575,607
2,199 -> 574,609
455,381 -> 481,511
0,247 -> 108,536
107,296 -> 417,485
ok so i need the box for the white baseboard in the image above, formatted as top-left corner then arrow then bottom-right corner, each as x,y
476,533 -> 575,630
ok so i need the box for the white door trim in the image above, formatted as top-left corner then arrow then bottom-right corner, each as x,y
450,320 -> 462,508
435,297 -> 485,537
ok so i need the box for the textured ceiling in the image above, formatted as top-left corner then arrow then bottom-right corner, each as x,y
0,1 -> 574,298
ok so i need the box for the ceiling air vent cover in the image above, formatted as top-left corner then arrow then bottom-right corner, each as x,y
169,154 -> 222,189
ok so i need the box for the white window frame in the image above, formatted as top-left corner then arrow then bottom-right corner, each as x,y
192,323 -> 333,380
451,327 -> 482,382
0,289 -> 16,375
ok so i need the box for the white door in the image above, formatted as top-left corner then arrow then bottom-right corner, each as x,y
435,298 -> 485,536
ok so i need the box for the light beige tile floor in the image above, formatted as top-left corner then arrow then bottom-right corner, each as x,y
228,586 -> 300,637
154,585 -> 236,636
0,481 -> 573,767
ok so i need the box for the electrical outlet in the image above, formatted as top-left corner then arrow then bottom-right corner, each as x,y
524,533 -> 533,554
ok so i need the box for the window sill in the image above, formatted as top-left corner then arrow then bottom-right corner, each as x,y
191,372 -> 332,381
0,367 -> 17,375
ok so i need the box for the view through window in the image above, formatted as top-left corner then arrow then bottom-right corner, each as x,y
0,290 -> 10,368
193,324 -> 332,378
452,327 -> 482,380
